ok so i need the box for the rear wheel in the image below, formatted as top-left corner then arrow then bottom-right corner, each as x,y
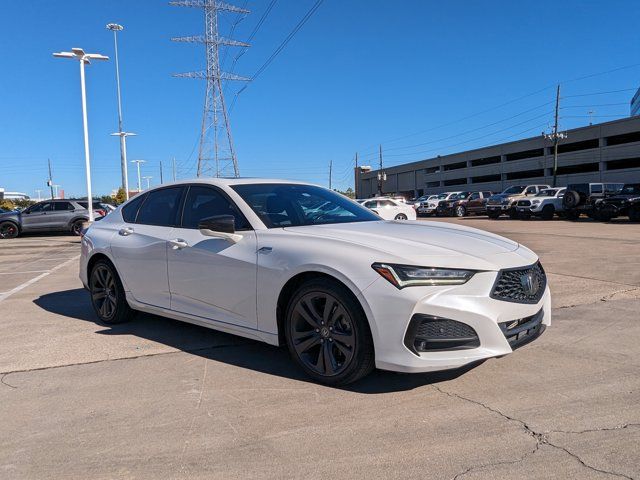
71,219 -> 85,236
89,260 -> 134,324
285,279 -> 374,386
0,221 -> 19,239
454,205 -> 466,217
394,213 -> 408,220
541,205 -> 555,220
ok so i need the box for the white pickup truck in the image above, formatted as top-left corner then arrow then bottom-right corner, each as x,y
516,187 -> 566,220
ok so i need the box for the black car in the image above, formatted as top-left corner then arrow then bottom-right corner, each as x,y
596,183 -> 640,222
436,191 -> 494,217
562,183 -> 624,220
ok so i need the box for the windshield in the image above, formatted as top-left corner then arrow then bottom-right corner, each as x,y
231,183 -> 380,228
449,192 -> 471,200
502,185 -> 525,195
620,184 -> 640,195
436,193 -> 448,200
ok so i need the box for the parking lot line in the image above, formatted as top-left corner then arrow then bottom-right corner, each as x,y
0,270 -> 51,275
0,255 -> 80,304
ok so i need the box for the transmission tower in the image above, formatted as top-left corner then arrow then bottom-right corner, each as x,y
170,0 -> 250,178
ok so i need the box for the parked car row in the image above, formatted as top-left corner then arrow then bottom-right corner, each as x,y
402,181 -> 640,223
0,199 -> 116,239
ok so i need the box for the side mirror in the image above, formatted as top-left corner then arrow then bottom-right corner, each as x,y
198,215 -> 242,243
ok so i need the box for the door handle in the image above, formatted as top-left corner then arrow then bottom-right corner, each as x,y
169,238 -> 189,250
258,246 -> 272,254
119,227 -> 134,236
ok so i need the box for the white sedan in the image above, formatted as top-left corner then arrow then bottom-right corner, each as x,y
360,197 -> 417,220
80,179 -> 550,385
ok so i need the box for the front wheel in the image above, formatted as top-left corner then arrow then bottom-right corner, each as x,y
454,205 -> 466,217
629,207 -> 640,223
508,207 -> 518,220
541,205 -> 555,220
487,211 -> 500,220
0,221 -> 19,239
394,213 -> 408,220
285,279 -> 374,386
89,260 -> 134,324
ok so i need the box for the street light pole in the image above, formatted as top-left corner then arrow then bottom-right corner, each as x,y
53,48 -> 109,222
143,176 -> 152,190
107,23 -> 135,200
131,159 -> 146,192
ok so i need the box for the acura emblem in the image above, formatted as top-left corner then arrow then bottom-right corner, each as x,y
520,271 -> 540,296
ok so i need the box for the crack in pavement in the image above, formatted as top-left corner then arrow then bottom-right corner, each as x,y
557,287 -> 640,310
0,342 -> 249,389
432,385 -> 635,480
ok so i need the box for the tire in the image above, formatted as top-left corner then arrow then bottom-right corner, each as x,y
454,205 -> 466,217
629,207 -> 640,223
487,211 -> 500,220
0,221 -> 19,239
508,207 -> 518,220
563,190 -> 580,209
284,279 -> 375,386
71,219 -> 85,236
541,205 -> 555,220
565,210 -> 580,221
394,213 -> 408,220
89,259 -> 134,324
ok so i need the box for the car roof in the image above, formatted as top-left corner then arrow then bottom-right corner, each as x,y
149,178 -> 314,188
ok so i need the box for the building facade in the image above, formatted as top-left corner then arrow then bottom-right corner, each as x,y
632,87 -> 640,117
356,116 -> 640,198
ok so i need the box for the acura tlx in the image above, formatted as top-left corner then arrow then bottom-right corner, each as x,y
80,179 -> 550,385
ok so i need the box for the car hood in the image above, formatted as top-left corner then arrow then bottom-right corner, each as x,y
284,220 -> 536,271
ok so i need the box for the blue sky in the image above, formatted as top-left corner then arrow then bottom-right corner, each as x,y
1,0 -> 639,198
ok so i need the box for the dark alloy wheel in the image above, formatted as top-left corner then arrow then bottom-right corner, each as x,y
0,221 -> 19,239
394,213 -> 408,220
541,205 -> 555,220
71,220 -> 85,236
285,280 -> 374,385
89,260 -> 133,324
455,205 -> 466,217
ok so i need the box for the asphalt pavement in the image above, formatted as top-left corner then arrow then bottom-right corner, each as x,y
0,219 -> 638,480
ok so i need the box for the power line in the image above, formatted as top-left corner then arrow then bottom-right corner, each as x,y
230,0 -> 323,111
564,87 -> 638,98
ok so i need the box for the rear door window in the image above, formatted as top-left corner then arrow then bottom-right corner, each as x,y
121,194 -> 147,223
136,187 -> 185,227
53,202 -> 74,211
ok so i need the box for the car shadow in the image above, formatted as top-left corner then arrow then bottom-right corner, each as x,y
33,288 -> 482,394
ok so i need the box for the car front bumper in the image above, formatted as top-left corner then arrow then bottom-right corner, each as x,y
486,204 -> 512,213
360,271 -> 551,373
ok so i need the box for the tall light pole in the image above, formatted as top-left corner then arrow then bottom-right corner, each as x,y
107,23 -> 135,201
143,176 -> 153,190
131,159 -> 146,192
53,48 -> 109,222
35,190 -> 42,201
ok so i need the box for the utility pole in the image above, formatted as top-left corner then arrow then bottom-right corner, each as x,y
171,1 -> 250,178
47,159 -> 54,199
329,160 -> 332,190
143,176 -> 152,190
354,152 -> 359,199
376,145 -> 386,195
545,84 -> 566,188
160,160 -> 164,184
172,157 -> 177,181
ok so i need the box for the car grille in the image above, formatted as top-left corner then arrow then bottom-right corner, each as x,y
487,199 -> 501,205
499,309 -> 545,349
491,262 -> 546,304
404,315 -> 480,353
517,200 -> 531,207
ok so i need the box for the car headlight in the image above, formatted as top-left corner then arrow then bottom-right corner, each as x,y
531,200 -> 540,204
371,263 -> 476,288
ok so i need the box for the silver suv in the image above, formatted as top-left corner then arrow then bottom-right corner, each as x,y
0,199 -> 99,239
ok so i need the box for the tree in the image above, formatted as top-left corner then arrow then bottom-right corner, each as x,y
334,187 -> 355,199
114,188 -> 127,205
0,199 -> 15,211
